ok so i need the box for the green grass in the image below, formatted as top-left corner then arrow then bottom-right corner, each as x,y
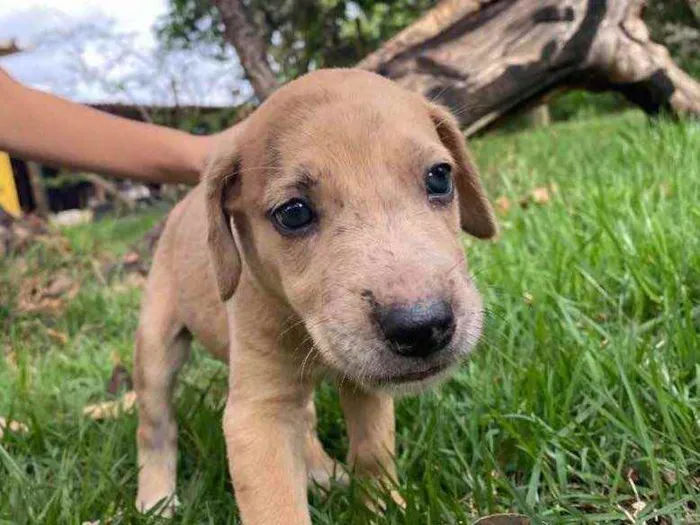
2,112 -> 699,524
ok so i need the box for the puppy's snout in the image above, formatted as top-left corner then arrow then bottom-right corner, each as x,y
377,300 -> 455,358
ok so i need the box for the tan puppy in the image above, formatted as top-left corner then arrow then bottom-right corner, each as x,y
134,68 -> 496,524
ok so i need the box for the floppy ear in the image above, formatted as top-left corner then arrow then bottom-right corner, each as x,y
204,152 -> 242,302
426,102 -> 498,239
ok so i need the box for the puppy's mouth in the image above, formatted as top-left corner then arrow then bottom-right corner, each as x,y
370,362 -> 452,385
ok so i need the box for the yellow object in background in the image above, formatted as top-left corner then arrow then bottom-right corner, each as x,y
0,151 -> 21,217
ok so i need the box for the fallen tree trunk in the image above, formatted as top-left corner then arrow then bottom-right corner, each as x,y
356,0 -> 700,134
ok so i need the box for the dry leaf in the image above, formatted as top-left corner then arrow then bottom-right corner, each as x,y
662,469 -> 678,485
0,416 -> 29,439
0,210 -> 60,257
17,273 -> 80,315
38,234 -> 73,256
517,183 -> 558,208
122,251 -> 140,265
12,224 -> 34,242
46,328 -> 69,345
530,186 -> 552,204
495,196 -> 512,215
4,349 -> 17,371
43,273 -> 77,298
17,280 -> 65,314
83,391 -> 137,420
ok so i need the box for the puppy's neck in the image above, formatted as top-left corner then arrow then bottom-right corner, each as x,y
227,278 -> 320,375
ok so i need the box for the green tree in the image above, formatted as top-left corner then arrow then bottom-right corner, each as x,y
156,0 -> 436,83
646,0 -> 700,77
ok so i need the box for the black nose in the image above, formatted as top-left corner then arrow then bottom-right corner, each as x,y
378,300 -> 455,357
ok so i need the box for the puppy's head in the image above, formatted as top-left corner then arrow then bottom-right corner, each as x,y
206,69 -> 496,393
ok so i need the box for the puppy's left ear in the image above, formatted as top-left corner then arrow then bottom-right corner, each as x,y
426,102 -> 498,239
204,150 -> 242,302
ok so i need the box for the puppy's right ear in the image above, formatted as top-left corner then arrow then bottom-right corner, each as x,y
204,152 -> 242,302
426,102 -> 498,240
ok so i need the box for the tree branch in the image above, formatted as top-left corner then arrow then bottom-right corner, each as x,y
212,0 -> 278,101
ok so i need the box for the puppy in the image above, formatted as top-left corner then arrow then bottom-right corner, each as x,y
134,68 -> 496,524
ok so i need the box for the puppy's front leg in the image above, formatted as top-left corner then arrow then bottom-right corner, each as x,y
340,387 -> 403,506
224,343 -> 312,525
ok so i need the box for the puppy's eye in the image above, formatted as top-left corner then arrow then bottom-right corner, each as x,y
272,198 -> 315,233
425,163 -> 453,200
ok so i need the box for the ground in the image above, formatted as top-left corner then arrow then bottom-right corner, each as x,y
1,111 -> 699,524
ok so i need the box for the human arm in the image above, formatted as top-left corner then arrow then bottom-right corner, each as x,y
0,68 -> 230,185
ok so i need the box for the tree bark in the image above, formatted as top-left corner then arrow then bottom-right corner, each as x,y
212,0 -> 279,101
26,162 -> 50,219
357,0 -> 700,134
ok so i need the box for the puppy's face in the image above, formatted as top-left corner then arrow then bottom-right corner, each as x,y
207,70 -> 496,392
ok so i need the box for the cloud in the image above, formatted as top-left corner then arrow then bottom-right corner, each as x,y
0,0 -> 164,38
0,3 -> 249,106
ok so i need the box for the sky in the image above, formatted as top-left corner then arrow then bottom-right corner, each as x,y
0,0 -> 246,106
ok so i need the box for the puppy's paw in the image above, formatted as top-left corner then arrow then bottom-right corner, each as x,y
308,461 -> 349,491
362,485 -> 405,515
136,493 -> 180,518
388,488 -> 406,509
305,436 -> 348,492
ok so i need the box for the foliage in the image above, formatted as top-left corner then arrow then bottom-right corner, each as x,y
156,0 -> 436,81
2,113 -> 700,522
646,0 -> 700,78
